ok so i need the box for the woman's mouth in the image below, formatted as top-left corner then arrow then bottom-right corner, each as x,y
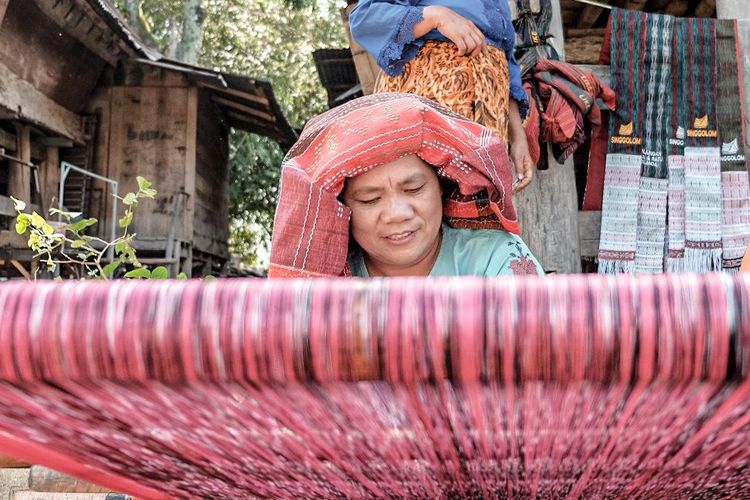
385,230 -> 416,244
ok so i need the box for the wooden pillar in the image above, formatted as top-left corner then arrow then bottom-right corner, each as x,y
513,0 -> 582,273
717,0 -> 750,19
548,0 -> 566,60
10,124 -> 31,203
41,146 -> 60,214
516,154 -> 581,273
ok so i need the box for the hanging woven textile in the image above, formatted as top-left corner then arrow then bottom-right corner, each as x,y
683,17 -> 722,272
599,10 -> 748,274
597,8 -> 648,273
666,17 -> 689,272
1,275 -> 750,498
716,19 -> 750,271
634,13 -> 674,273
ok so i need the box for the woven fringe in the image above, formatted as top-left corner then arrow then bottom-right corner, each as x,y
598,259 -> 636,274
684,248 -> 723,273
634,177 -> 669,273
666,258 -> 684,272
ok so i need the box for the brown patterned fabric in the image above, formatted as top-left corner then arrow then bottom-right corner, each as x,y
375,41 -> 511,140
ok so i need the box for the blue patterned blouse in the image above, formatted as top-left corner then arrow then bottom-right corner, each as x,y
349,0 -> 528,117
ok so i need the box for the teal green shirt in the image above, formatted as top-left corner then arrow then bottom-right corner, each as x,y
349,224 -> 543,277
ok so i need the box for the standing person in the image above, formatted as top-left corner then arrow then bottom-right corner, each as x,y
268,93 -> 542,278
349,0 -> 535,193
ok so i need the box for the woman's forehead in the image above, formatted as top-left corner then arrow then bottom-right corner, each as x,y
347,154 -> 437,188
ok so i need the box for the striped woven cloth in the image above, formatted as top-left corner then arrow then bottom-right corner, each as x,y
683,17 -> 722,272
1,275 -> 750,497
601,11 -> 748,274
598,8 -> 647,273
634,13 -> 673,273
716,19 -> 750,271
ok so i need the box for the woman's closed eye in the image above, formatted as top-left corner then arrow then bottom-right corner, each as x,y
356,197 -> 381,205
405,184 -> 425,194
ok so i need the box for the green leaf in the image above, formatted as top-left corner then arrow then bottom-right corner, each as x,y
30,212 -> 46,229
124,268 -> 151,279
122,192 -> 138,206
203,275 -> 216,281
118,211 -> 133,228
150,266 -> 169,279
139,188 -> 157,199
71,239 -> 87,249
176,272 -> 188,280
10,196 -> 26,212
102,260 -> 121,277
15,214 -> 30,234
114,239 -> 129,255
69,218 -> 98,233
137,176 -> 152,191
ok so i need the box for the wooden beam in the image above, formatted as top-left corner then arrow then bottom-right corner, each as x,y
10,259 -> 31,280
210,95 -> 276,121
716,0 -> 750,18
0,0 -> 9,27
0,60 -> 86,143
11,124 -> 31,203
576,5 -> 605,29
31,0 -> 122,66
41,146 -> 60,214
549,0 -> 566,60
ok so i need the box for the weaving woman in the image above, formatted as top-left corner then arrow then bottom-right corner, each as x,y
268,93 -> 541,278
349,0 -> 535,193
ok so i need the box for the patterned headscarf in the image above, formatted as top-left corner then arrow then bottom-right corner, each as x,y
269,93 -> 519,278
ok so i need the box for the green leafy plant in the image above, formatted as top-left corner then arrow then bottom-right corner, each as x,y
13,176 -> 186,280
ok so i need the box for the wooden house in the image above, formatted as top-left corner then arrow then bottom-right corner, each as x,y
0,0 -> 296,279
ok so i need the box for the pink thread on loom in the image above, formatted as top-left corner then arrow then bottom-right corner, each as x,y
0,275 -> 748,497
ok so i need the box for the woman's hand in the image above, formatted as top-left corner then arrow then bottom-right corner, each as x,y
509,137 -> 534,193
417,6 -> 488,57
507,99 -> 534,193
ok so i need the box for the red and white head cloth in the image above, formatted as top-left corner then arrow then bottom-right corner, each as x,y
269,93 -> 519,278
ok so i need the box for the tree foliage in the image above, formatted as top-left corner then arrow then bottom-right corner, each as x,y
114,0 -> 348,265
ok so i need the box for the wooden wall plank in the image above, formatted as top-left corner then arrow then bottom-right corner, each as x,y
0,1 -> 106,112
104,86 -> 189,247
516,149 -> 582,273
0,59 -> 85,143
184,87 -> 198,274
193,90 -> 229,259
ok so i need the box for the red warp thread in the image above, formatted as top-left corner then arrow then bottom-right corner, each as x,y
0,274 -> 748,498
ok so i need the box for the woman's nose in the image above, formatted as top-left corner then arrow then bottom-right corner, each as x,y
382,195 -> 415,222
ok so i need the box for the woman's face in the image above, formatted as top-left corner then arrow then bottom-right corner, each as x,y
342,154 -> 443,276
